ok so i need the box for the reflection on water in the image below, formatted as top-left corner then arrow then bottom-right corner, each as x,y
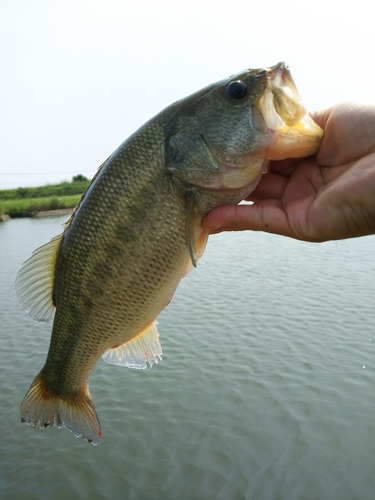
1,216 -> 374,499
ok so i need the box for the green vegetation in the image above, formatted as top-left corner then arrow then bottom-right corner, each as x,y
0,177 -> 90,217
0,180 -> 90,201
72,174 -> 89,183
0,194 -> 83,216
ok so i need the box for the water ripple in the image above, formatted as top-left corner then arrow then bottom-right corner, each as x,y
1,219 -> 375,499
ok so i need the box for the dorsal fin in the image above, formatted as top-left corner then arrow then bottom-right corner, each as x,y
61,156 -> 110,230
15,232 -> 64,323
102,321 -> 162,369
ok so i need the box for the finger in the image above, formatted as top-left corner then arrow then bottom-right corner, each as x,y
313,103 -> 375,166
202,202 -> 294,237
309,107 -> 333,129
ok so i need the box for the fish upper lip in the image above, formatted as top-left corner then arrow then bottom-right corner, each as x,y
267,61 -> 290,81
266,61 -> 300,102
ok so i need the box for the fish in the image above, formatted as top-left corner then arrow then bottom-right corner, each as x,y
16,62 -> 323,445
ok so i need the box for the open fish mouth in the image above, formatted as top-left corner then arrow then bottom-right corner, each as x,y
257,62 -> 324,158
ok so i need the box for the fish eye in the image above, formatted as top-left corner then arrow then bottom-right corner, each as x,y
227,80 -> 248,101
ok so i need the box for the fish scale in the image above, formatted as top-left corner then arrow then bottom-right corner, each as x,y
47,140 -> 186,387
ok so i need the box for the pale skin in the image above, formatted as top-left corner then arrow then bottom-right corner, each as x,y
203,103 -> 375,242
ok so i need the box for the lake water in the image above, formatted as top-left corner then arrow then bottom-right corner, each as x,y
1,216 -> 374,500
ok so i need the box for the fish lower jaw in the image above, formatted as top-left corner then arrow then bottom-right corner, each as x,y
187,164 -> 265,192
208,169 -> 265,200
231,170 -> 264,199
266,117 -> 324,160
257,82 -> 324,160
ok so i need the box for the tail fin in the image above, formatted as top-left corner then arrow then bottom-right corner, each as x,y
20,372 -> 102,445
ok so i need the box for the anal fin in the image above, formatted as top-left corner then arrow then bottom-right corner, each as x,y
102,321 -> 162,369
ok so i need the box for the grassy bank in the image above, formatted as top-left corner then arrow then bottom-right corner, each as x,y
0,178 -> 90,217
0,194 -> 83,216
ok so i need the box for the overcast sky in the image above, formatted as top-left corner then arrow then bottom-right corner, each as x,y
1,0 -> 374,189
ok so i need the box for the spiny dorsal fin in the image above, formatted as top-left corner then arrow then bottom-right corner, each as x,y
62,156 -> 111,230
185,191 -> 209,267
15,232 -> 64,323
102,321 -> 162,369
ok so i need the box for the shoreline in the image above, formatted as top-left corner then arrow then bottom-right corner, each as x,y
1,208 -> 74,222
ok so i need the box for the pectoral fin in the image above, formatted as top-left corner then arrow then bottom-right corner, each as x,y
15,232 -> 64,322
185,191 -> 208,267
102,321 -> 162,369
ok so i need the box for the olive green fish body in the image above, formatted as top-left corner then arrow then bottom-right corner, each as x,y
16,62 -> 324,444
45,119 -> 185,392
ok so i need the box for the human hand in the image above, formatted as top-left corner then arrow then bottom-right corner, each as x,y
203,103 -> 375,242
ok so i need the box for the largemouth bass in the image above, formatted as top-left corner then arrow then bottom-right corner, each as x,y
16,62 -> 323,444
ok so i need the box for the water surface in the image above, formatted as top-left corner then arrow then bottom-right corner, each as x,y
1,216 -> 374,499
